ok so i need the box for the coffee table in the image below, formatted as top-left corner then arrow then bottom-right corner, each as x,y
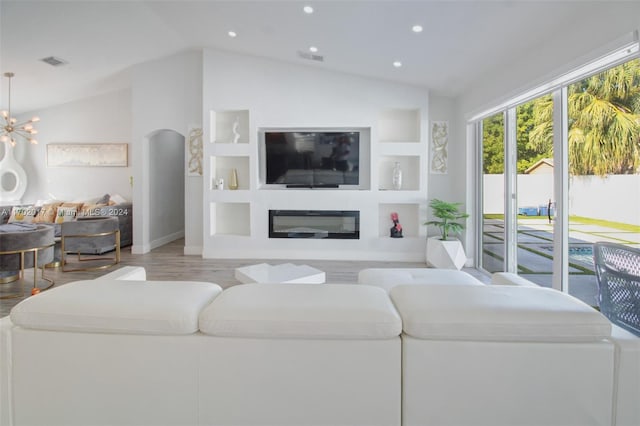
235,263 -> 326,284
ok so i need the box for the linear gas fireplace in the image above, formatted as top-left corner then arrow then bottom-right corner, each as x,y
269,210 -> 360,239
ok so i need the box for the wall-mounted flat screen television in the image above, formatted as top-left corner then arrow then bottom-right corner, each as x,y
264,131 -> 360,188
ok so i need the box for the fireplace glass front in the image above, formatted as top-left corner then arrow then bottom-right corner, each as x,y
269,210 -> 360,239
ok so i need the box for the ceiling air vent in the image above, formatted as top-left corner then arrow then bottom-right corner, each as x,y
297,51 -> 324,62
40,56 -> 68,67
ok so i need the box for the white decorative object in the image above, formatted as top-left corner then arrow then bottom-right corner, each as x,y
232,116 -> 240,144
187,127 -> 203,176
234,263 -> 326,284
392,161 -> 403,190
430,121 -> 448,174
0,140 -> 27,202
426,236 -> 466,270
217,178 -> 224,190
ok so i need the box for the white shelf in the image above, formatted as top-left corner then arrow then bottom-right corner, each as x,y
377,142 -> 423,156
211,110 -> 250,144
378,109 -> 420,143
202,104 -> 427,261
211,143 -> 251,157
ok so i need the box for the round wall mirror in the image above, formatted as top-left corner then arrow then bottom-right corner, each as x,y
1,171 -> 18,192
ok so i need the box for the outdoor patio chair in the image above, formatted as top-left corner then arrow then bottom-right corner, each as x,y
593,242 -> 640,336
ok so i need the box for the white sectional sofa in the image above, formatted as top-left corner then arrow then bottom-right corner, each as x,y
1,267 -> 638,426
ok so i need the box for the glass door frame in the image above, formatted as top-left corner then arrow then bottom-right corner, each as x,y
473,38 -> 639,293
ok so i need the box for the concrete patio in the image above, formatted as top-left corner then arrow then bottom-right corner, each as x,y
482,218 -> 640,307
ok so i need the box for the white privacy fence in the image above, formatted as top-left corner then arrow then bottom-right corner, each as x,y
483,174 -> 640,226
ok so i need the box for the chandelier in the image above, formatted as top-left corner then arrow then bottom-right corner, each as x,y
1,72 -> 39,147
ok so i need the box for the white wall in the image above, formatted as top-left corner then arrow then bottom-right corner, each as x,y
13,89 -> 132,204
569,175 -> 640,225
149,129 -> 185,247
427,95 -> 468,231
131,49 -> 202,254
483,174 -> 639,225
203,48 -> 429,261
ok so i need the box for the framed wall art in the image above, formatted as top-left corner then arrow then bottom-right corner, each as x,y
187,127 -> 203,176
47,143 -> 128,167
430,121 -> 448,174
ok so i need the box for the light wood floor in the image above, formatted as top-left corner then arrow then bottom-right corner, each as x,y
1,238 -> 490,317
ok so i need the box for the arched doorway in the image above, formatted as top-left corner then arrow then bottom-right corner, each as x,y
148,129 -> 185,248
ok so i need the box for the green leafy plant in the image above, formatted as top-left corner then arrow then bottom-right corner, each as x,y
424,199 -> 470,241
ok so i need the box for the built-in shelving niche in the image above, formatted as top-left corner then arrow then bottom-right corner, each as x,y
378,155 -> 420,191
210,110 -> 250,144
378,109 -> 421,143
210,156 -> 250,190
209,202 -> 250,236
378,203 -> 420,238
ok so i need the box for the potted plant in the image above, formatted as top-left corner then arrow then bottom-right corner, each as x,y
424,199 -> 469,269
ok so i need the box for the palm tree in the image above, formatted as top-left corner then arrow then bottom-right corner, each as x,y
529,59 -> 640,176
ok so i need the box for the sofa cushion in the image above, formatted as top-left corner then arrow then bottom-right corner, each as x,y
199,283 -> 402,339
54,205 -> 78,223
33,202 -> 62,223
78,203 -> 108,217
10,279 -> 222,335
7,206 -> 37,223
390,284 -> 611,343
358,268 -> 484,293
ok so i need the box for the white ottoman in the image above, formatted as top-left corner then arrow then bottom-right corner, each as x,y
390,284 -> 614,426
357,267 -> 484,292
197,283 -> 402,426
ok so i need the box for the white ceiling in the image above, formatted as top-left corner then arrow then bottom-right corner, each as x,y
1,0 -> 638,114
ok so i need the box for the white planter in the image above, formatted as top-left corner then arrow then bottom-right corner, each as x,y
426,236 -> 466,270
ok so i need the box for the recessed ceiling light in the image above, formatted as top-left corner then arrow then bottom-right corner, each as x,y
228,31 -> 237,38
303,5 -> 314,14
393,61 -> 402,68
309,46 -> 318,53
412,25 -> 423,33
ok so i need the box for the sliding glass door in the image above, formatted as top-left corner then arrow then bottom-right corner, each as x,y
476,57 -> 640,307
515,95 -> 556,287
480,112 -> 505,273
565,59 -> 640,304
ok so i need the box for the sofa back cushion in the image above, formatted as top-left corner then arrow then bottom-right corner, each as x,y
11,279 -> 222,335
390,284 -> 612,343
199,283 -> 402,339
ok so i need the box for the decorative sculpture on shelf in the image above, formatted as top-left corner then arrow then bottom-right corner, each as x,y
229,168 -> 239,190
232,116 -> 240,144
390,212 -> 403,238
392,161 -> 402,190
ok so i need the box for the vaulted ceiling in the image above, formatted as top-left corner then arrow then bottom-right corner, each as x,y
1,0 -> 638,113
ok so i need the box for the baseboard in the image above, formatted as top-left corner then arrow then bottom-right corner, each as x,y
131,244 -> 150,254
150,230 -> 185,251
183,246 -> 202,256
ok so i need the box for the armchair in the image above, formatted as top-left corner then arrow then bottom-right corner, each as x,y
593,242 -> 640,336
61,217 -> 120,272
